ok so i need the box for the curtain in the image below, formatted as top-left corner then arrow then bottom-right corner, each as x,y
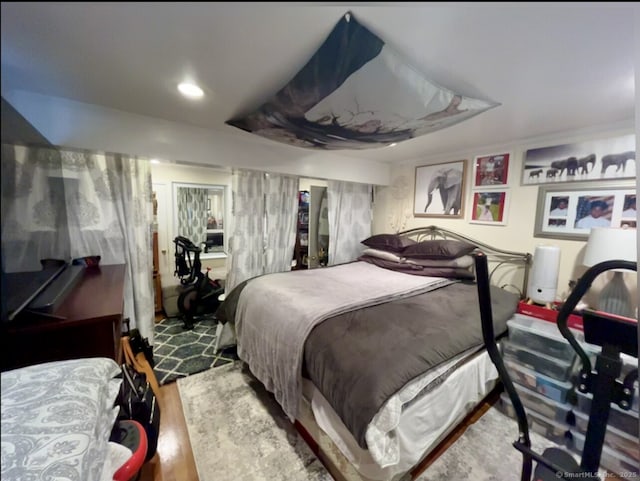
327,180 -> 372,265
1,144 -> 155,343
176,187 -> 208,246
226,169 -> 299,291
226,170 -> 266,292
263,173 -> 298,275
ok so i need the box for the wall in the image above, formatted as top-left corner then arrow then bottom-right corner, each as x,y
372,124 -> 637,310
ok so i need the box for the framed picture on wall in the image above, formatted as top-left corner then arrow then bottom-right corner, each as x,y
472,153 -> 510,188
534,181 -> 635,240
521,133 -> 636,186
469,191 -> 509,225
413,160 -> 466,218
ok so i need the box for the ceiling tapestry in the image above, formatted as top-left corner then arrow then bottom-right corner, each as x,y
226,11 -> 499,150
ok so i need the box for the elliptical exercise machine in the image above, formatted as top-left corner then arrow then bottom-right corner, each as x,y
173,236 -> 224,330
475,253 -> 637,481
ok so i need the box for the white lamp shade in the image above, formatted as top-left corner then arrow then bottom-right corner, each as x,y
583,227 -> 637,267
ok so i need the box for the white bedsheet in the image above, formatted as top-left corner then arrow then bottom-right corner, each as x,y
302,349 -> 499,481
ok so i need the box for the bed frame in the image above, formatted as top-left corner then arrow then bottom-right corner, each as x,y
398,225 -> 532,298
295,226 -> 532,481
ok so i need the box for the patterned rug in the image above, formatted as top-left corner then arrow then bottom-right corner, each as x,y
416,405 -> 567,481
178,360 -> 573,481
177,361 -> 332,481
153,315 -> 238,385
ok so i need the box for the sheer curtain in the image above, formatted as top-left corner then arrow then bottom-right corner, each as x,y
226,169 -> 298,291
226,169 -> 266,292
176,187 -> 208,245
327,180 -> 373,265
1,144 -> 155,343
263,173 -> 298,275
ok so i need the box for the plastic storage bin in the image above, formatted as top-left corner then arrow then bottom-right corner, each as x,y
499,392 -> 571,446
568,431 -> 639,477
505,359 -> 574,403
513,383 -> 574,425
572,409 -> 639,462
507,314 -> 582,363
575,390 -> 639,438
503,339 -> 575,381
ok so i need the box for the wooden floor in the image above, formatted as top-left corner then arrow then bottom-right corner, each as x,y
139,382 -> 198,481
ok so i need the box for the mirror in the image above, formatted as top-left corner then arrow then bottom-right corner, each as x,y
173,183 -> 226,256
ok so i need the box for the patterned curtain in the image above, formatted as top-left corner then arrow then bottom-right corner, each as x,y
1,144 -> 155,343
226,170 -> 266,292
263,173 -> 298,275
327,180 -> 372,265
226,169 -> 299,291
176,187 -> 208,246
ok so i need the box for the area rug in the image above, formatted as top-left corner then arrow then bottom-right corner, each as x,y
153,315 -> 238,385
177,361 -> 332,481
416,405 -> 568,481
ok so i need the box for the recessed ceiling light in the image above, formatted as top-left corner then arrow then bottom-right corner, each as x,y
388,143 -> 397,147
150,158 -> 160,164
178,82 -> 204,99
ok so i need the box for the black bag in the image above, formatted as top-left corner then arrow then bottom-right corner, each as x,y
115,363 -> 160,462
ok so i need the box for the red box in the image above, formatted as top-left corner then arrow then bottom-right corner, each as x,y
517,301 -> 584,331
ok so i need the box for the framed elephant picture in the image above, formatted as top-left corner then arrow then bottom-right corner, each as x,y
414,160 -> 467,218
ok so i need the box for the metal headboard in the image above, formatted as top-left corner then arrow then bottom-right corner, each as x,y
397,225 -> 532,298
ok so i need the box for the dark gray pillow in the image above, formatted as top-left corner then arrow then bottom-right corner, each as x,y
402,239 -> 476,259
361,234 -> 416,253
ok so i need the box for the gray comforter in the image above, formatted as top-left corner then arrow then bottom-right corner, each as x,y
218,262 -> 519,451
232,262 -> 454,424
304,281 -> 518,449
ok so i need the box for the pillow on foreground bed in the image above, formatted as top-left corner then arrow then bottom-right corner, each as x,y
361,234 -> 416,253
1,358 -> 122,481
402,239 -> 476,259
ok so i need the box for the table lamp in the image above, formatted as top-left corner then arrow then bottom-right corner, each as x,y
582,227 -> 637,318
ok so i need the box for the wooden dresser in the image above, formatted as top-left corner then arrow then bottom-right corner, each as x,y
1,264 -> 126,371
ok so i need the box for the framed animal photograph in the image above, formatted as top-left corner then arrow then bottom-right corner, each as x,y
472,153 -> 510,188
469,191 -> 509,225
534,181 -> 635,240
522,133 -> 635,186
414,160 -> 467,218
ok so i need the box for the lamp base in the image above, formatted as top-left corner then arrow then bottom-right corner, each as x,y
598,271 -> 633,318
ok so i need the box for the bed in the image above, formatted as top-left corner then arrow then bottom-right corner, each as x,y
217,226 -> 531,481
0,357 -> 135,481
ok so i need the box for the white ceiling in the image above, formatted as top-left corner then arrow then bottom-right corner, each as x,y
1,2 -> 637,165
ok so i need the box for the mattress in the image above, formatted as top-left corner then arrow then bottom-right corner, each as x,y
301,348 -> 499,481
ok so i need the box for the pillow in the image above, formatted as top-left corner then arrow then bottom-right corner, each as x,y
361,234 -> 416,253
405,254 -> 474,268
361,248 -> 405,263
402,239 -> 476,259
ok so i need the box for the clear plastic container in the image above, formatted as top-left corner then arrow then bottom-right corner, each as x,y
575,390 -> 639,438
499,392 -> 571,445
512,383 -> 574,425
505,359 -> 574,404
503,339 -> 575,381
568,430 -> 639,477
507,314 -> 582,362
572,409 -> 639,462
